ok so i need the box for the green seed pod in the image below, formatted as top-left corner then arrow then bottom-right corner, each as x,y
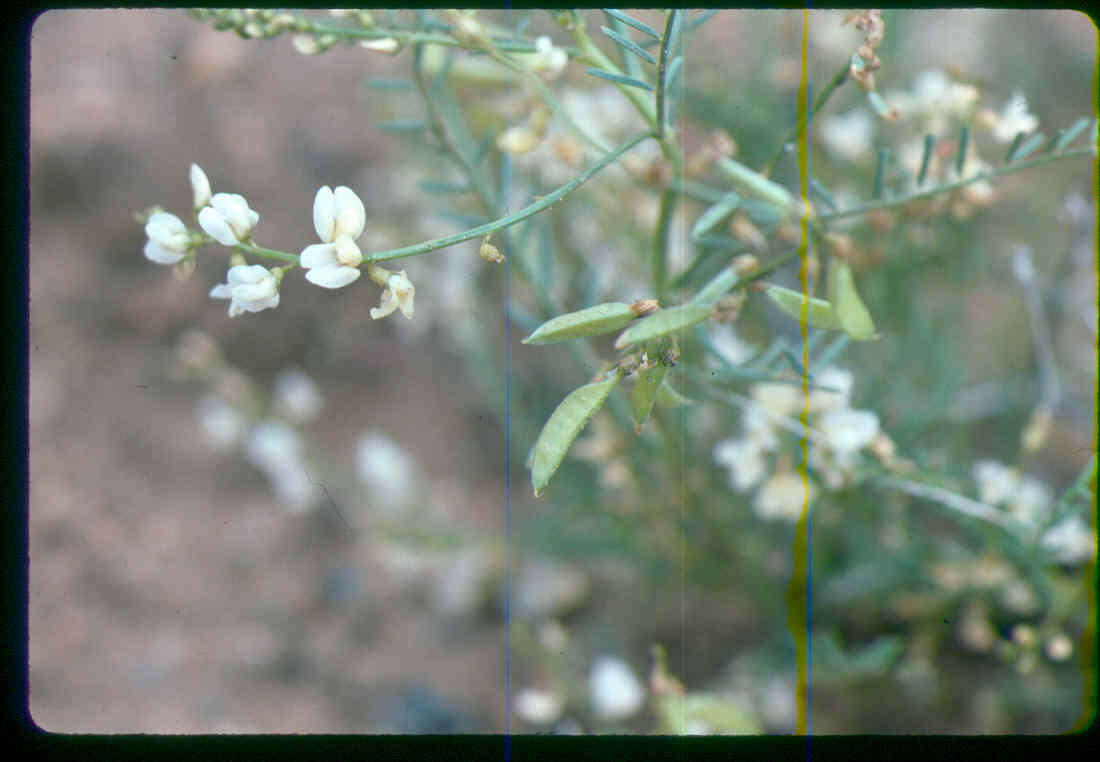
530,375 -> 621,497
826,259 -> 876,341
614,304 -> 712,349
522,303 -> 636,345
764,284 -> 840,331
631,365 -> 667,433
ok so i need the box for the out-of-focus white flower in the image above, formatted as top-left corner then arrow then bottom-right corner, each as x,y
808,366 -> 854,413
530,36 -> 568,79
714,438 -> 768,492
1044,633 -> 1073,662
971,459 -> 1018,506
742,407 -> 779,452
369,270 -> 415,320
144,211 -> 191,264
190,163 -> 212,210
300,185 -> 366,288
751,382 -> 803,419
293,35 -> 320,55
497,125 -> 542,155
991,91 -> 1039,143
754,471 -> 812,521
590,656 -> 645,721
515,688 -> 564,726
195,393 -> 246,451
1040,516 -> 1096,565
883,69 -> 978,133
243,420 -> 320,513
818,408 -> 879,457
1007,477 -> 1052,526
819,108 -> 874,162
272,368 -> 324,423
361,37 -> 399,54
355,430 -> 414,510
209,264 -> 280,317
198,193 -> 260,246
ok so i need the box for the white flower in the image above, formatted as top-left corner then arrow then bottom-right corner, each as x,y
195,394 -> 246,451
992,91 -> 1039,144
198,192 -> 260,245
272,368 -> 324,423
971,459 -> 1019,506
819,108 -> 874,162
754,471 -> 812,521
817,408 -> 879,457
714,438 -> 768,492
355,431 -> 414,511
531,36 -> 568,80
243,420 -> 321,513
751,382 -> 803,419
293,35 -> 320,55
590,656 -> 645,721
369,270 -> 415,320
300,185 -> 366,289
190,163 -> 212,210
515,688 -> 564,726
1040,516 -> 1096,565
143,211 -> 191,264
808,367 -> 854,413
1007,477 -> 1052,526
209,264 -> 280,317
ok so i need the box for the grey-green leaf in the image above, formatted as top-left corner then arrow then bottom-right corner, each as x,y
522,303 -> 636,345
631,365 -> 668,432
530,375 -> 621,497
614,304 -> 712,349
764,284 -> 840,330
826,259 -> 876,341
690,192 -> 741,241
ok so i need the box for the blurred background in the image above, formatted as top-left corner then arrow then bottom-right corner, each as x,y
28,9 -> 1095,733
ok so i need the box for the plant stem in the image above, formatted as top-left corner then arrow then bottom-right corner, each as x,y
763,62 -> 850,178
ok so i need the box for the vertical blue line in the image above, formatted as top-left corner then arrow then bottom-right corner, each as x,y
503,4 -> 512,757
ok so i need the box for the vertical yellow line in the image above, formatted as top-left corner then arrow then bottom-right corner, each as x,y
784,6 -> 813,736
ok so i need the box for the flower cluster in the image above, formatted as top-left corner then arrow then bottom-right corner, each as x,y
712,367 -> 887,521
140,165 -> 415,321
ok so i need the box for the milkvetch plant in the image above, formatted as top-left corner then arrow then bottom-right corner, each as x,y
134,9 -> 1095,733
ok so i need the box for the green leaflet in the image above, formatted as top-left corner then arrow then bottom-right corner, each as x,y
690,265 -> 741,310
530,375 -> 621,497
522,303 -> 636,345
631,365 -> 668,432
826,259 -> 876,341
764,284 -> 840,330
614,304 -> 712,349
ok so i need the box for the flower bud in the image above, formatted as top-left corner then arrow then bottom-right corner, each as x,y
479,238 -> 504,263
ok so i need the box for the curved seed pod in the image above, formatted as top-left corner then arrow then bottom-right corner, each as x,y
764,284 -> 840,330
826,259 -> 876,341
530,375 -> 621,497
614,304 -> 712,349
656,379 -> 694,408
522,303 -> 636,345
631,365 -> 668,433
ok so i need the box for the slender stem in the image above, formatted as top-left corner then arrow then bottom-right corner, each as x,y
369,130 -> 657,262
233,241 -> 299,265
655,10 -> 680,141
819,146 -> 1095,222
875,475 -> 1025,532
652,187 -> 676,302
763,62 -> 850,178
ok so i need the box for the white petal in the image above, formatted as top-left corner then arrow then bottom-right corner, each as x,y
190,163 -> 212,209
333,186 -> 366,240
300,242 -> 339,269
199,206 -> 240,246
144,240 -> 186,265
209,283 -> 233,299
305,265 -> 360,289
370,288 -> 398,319
313,186 -> 336,242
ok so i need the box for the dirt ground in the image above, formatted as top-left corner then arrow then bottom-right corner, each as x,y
28,9 -> 520,733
